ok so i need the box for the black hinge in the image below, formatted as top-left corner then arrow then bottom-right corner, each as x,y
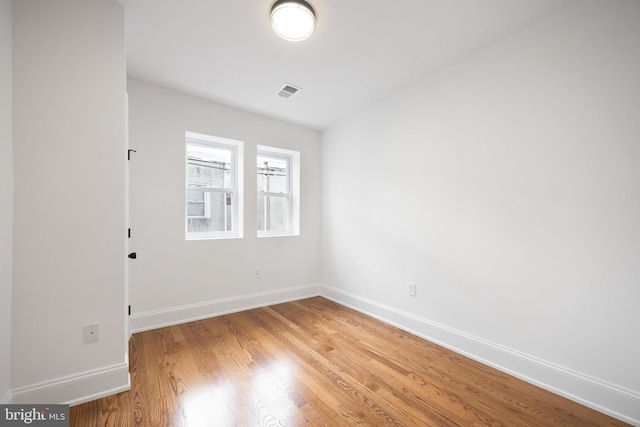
127,149 -> 137,160
128,228 -> 131,238
128,305 -> 131,316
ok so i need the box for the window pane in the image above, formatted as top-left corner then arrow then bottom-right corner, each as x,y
187,144 -> 232,188
258,195 -> 288,232
257,155 -> 288,193
187,192 -> 233,233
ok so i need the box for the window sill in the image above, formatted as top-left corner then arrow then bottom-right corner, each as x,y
186,234 -> 242,241
257,232 -> 299,238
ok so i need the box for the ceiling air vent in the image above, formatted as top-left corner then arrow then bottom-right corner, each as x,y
276,83 -> 301,99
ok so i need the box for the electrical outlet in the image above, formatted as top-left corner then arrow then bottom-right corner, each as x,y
83,323 -> 99,343
408,282 -> 416,297
254,268 -> 261,279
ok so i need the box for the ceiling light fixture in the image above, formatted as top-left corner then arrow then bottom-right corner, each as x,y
270,0 -> 316,42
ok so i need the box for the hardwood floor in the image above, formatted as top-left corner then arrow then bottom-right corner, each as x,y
71,297 -> 629,426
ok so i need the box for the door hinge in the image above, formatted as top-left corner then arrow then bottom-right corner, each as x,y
128,228 -> 131,238
128,305 -> 131,316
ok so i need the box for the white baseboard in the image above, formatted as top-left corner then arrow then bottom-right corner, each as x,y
130,284 -> 321,333
0,389 -> 12,404
11,362 -> 130,407
321,285 -> 640,426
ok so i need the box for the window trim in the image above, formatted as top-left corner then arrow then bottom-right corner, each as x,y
185,131 -> 244,240
257,145 -> 300,237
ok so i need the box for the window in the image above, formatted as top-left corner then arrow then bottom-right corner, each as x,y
257,145 -> 300,237
186,132 -> 243,239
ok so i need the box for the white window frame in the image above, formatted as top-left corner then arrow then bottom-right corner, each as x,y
257,145 -> 300,237
185,131 -> 244,240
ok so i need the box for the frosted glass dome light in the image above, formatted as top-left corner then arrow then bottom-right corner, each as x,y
271,0 -> 316,42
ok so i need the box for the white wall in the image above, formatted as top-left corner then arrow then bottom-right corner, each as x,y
321,0 -> 640,423
0,0 -> 13,404
11,0 -> 129,403
127,78 -> 321,331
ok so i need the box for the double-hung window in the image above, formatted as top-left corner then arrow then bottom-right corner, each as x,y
186,132 -> 243,239
257,145 -> 299,237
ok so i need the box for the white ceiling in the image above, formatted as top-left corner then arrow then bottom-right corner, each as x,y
122,0 -> 572,130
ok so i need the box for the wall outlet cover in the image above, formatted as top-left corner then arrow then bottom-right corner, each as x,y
83,323 -> 99,343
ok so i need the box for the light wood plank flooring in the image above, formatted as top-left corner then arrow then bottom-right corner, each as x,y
71,297 -> 629,426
